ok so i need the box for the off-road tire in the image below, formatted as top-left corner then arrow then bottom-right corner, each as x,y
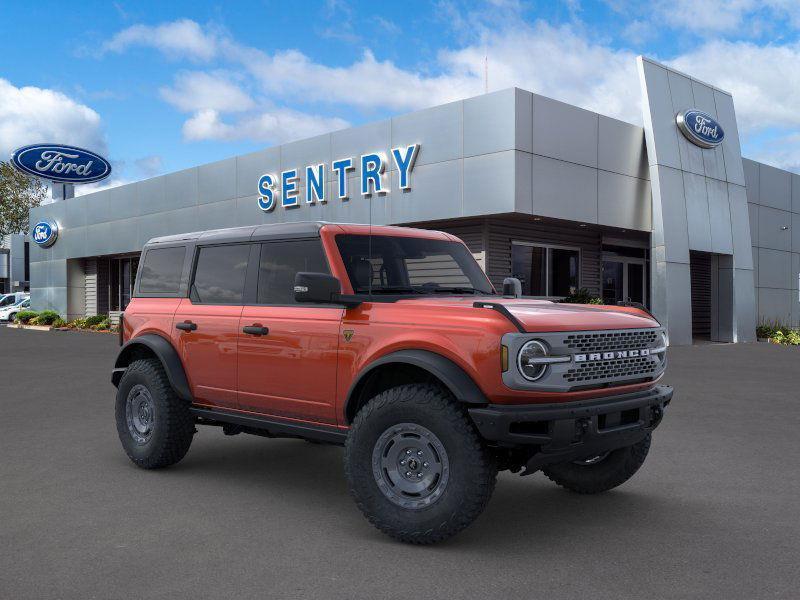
542,434 -> 651,494
345,383 -> 497,544
115,358 -> 194,469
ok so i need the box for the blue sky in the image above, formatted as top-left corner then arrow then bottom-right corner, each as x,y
1,0 -> 799,193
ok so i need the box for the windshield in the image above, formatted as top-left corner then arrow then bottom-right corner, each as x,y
335,234 -> 494,296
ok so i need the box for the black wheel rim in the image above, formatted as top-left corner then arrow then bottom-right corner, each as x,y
371,423 -> 450,510
126,384 -> 155,444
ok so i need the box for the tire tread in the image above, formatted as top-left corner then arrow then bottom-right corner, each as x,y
345,383 -> 496,544
115,358 -> 194,469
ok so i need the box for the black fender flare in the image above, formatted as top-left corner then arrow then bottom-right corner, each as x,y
111,334 -> 193,402
345,349 -> 488,422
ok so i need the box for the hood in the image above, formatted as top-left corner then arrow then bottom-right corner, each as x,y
394,296 -> 659,332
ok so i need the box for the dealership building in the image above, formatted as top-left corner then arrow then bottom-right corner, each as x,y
24,56 -> 800,345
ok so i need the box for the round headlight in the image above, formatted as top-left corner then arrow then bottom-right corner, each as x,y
517,340 -> 549,381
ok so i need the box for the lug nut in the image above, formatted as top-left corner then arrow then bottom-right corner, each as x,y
400,459 -> 406,465
423,462 -> 429,468
417,473 -> 423,478
405,471 -> 412,477
406,450 -> 412,455
417,450 -> 423,456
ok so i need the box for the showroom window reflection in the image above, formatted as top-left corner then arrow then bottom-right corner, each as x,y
110,256 -> 139,311
511,242 -> 579,297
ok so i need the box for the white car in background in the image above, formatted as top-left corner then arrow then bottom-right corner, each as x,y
0,292 -> 28,308
0,297 -> 30,322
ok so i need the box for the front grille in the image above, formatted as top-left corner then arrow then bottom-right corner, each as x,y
563,329 -> 660,353
563,356 -> 658,384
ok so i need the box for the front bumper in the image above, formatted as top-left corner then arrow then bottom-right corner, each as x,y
468,384 -> 673,472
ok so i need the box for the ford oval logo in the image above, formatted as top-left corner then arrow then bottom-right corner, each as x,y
11,144 -> 111,184
31,220 -> 58,247
676,110 -> 725,149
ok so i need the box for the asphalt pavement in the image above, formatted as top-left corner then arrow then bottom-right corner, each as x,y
1,325 -> 799,599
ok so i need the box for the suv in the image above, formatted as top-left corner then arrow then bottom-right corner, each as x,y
113,222 -> 672,544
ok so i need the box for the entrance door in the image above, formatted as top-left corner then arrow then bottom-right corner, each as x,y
172,243 -> 252,409
602,260 -> 624,305
602,258 -> 647,306
237,239 -> 342,425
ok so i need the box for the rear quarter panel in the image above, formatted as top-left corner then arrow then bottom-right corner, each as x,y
122,298 -> 182,344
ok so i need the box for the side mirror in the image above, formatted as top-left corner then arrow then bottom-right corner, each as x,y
294,272 -> 342,304
502,277 -> 522,298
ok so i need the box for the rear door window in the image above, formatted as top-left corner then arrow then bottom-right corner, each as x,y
191,244 -> 251,304
138,246 -> 186,295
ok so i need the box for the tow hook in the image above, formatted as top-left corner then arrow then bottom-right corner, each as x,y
574,418 -> 590,441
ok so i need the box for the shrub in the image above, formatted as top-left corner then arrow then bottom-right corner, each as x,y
757,320 -> 800,345
31,310 -> 61,325
52,317 -> 66,328
14,310 -> 39,324
558,288 -> 603,305
91,318 -> 111,331
84,314 -> 107,327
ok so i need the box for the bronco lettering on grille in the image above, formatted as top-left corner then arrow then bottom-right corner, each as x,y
574,348 -> 651,362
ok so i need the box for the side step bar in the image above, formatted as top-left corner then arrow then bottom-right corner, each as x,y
190,407 -> 347,445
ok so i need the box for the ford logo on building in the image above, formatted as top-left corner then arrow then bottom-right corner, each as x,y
11,144 -> 112,184
31,220 -> 58,247
676,110 -> 725,149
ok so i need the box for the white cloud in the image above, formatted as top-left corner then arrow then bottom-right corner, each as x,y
751,133 -> 800,172
654,0 -> 758,33
612,0 -> 800,35
182,108 -> 349,143
440,23 -> 640,121
134,155 -> 163,177
102,19 -> 220,61
160,71 -> 254,113
668,40 -> 800,132
226,21 -> 640,120
103,17 -> 800,170
0,78 -> 106,159
73,176 -> 130,197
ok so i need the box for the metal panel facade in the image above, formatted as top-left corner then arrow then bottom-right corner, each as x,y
638,56 -> 755,343
25,71 -> 795,339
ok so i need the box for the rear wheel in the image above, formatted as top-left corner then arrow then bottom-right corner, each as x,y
345,383 -> 497,544
115,358 -> 194,469
542,434 -> 651,494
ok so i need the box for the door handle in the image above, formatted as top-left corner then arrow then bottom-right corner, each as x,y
242,325 -> 269,336
176,321 -> 197,332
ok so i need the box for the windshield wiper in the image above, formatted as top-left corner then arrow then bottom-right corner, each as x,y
426,287 -> 485,294
356,286 -> 426,294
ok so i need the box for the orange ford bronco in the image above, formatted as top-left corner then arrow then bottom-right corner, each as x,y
112,222 -> 672,544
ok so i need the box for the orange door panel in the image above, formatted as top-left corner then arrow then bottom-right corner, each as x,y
173,298 -> 243,408
237,306 -> 343,424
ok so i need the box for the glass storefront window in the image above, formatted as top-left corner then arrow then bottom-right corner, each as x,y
511,243 -> 579,297
110,256 -> 140,311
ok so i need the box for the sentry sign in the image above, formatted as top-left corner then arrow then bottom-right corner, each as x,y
257,144 -> 419,212
676,110 -> 725,149
11,144 -> 112,184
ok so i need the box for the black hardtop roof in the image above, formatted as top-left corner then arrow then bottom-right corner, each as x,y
144,221 -> 328,247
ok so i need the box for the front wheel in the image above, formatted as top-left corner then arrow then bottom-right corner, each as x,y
542,434 -> 652,494
345,384 -> 497,544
